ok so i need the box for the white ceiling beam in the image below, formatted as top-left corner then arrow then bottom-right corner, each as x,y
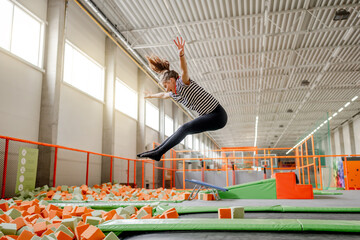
225,99 -> 354,107
169,44 -> 360,63
214,84 -> 360,96
119,3 -> 360,33
131,25 -> 360,49
194,60 -> 360,76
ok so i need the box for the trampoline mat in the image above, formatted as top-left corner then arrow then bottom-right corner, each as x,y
115,212 -> 360,239
179,212 -> 360,220
118,230 -> 360,240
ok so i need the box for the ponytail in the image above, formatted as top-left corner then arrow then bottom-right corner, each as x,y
146,55 -> 179,83
146,55 -> 170,73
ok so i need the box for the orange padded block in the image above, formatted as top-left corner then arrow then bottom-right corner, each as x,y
275,172 -> 313,199
18,230 -> 35,240
295,184 -> 314,199
218,208 -> 231,219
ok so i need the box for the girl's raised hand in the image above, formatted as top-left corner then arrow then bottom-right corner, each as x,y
174,37 -> 185,56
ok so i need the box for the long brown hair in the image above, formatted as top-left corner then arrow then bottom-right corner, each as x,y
146,55 -> 179,82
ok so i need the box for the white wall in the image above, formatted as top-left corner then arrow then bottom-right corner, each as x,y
0,1 -> 46,197
333,128 -> 342,155
331,115 -> 360,155
342,123 -> 352,154
0,51 -> 43,140
57,85 -> 104,186
353,116 -> 360,154
55,1 -> 106,186
65,1 -> 105,65
17,0 -> 47,21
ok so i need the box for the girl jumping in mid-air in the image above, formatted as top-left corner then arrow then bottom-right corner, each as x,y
137,37 -> 227,161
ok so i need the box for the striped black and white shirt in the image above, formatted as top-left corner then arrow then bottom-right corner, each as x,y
170,78 -> 219,116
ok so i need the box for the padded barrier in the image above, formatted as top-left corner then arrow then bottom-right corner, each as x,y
218,178 -> 277,199
98,218 -> 360,234
50,200 -> 182,210
313,190 -> 343,195
154,205 -> 360,215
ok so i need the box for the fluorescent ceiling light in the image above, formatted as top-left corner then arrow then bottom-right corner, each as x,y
323,62 -> 331,71
343,27 -> 354,41
352,96 -> 358,101
338,107 -> 344,112
331,47 -> 341,58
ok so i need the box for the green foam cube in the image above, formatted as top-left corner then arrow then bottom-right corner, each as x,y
0,223 -> 17,235
6,208 -> 22,219
52,194 -> 62,200
61,185 -> 68,192
31,235 -> 41,240
91,210 -> 103,218
55,224 -> 74,238
38,200 -> 49,206
136,208 -> 148,219
104,232 -> 118,240
120,214 -> 130,219
61,217 -> 78,231
85,216 -> 104,226
230,206 -> 245,219
123,206 -> 135,215
17,225 -> 34,235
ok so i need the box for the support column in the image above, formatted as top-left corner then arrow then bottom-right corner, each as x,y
348,121 -> 356,154
338,126 -> 345,155
157,98 -> 165,188
136,70 -> 147,187
101,37 -> 116,184
37,0 -> 67,187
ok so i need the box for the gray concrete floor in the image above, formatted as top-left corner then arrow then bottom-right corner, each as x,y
119,191 -> 360,240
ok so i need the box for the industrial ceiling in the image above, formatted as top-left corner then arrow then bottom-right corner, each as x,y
78,0 -> 360,151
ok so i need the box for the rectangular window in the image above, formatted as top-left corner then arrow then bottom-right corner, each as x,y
194,137 -> 199,151
63,41 -> 104,101
146,101 -> 159,131
186,135 -> 192,149
0,0 -> 44,67
115,80 -> 138,120
165,115 -> 173,137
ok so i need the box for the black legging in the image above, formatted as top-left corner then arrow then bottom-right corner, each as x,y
140,104 -> 227,161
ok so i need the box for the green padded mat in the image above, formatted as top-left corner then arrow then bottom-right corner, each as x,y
218,178 -> 277,199
154,205 -> 360,215
313,190 -> 343,195
98,218 -> 360,234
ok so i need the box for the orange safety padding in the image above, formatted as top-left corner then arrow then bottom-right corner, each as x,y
347,161 -> 360,189
275,172 -> 313,199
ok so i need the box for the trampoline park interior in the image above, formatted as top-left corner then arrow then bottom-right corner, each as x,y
1,0 -> 360,239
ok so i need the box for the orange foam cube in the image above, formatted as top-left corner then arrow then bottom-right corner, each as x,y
55,231 -> 72,240
0,214 -> 12,223
141,206 -> 152,215
11,217 -> 26,230
0,202 -> 9,211
81,225 -> 105,240
218,208 -> 231,219
75,223 -> 90,240
18,229 -> 35,240
33,221 -> 47,236
41,229 -> 54,237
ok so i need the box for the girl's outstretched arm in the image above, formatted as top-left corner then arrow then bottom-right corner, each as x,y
174,37 -> 190,85
144,91 -> 171,99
